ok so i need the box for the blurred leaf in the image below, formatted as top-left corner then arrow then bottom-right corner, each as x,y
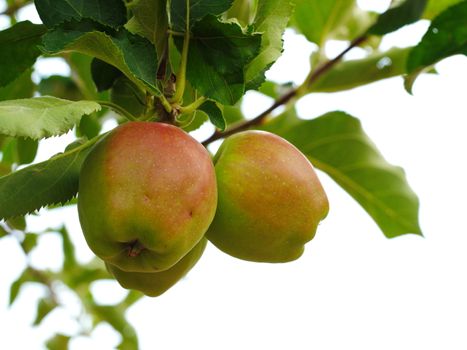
0,21 -> 46,87
0,97 -> 101,139
291,0 -> 355,46
66,53 -> 101,99
21,233 -> 38,253
175,15 -> 261,104
57,226 -> 77,270
264,111 -> 422,238
403,65 -> 437,94
38,75 -> 83,100
91,58 -> 123,92
17,138 -> 39,164
78,114 -> 102,139
45,334 -> 70,350
9,268 -> 41,305
170,0 -> 234,31
126,0 -> 168,57
407,2 -> 467,73
223,104 -> 245,126
199,100 -> 226,130
35,0 -> 126,28
6,216 -> 26,230
0,136 -> 101,220
0,69 -> 35,101
369,0 -> 428,35
33,297 -> 58,325
311,47 -> 410,92
423,0 -> 464,19
245,0 -> 294,90
42,22 -> 161,96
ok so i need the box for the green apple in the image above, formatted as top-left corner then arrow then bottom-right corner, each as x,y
78,122 -> 217,272
207,130 -> 329,263
107,238 -> 207,297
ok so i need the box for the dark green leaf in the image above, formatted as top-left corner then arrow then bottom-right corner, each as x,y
126,0 -> 168,58
21,233 -> 38,253
199,100 -> 226,130
0,136 -> 100,220
0,69 -> 35,101
170,0 -> 234,31
42,22 -> 161,96
311,47 -> 411,93
35,0 -> 126,28
176,15 -> 261,105
110,76 -> 146,118
17,138 -> 39,164
91,58 -> 123,92
33,297 -> 58,325
45,334 -> 70,350
407,2 -> 467,73
245,0 -> 294,90
0,97 -> 101,139
78,115 -> 102,139
265,111 -> 422,238
38,75 -> 83,100
0,21 -> 46,87
369,0 -> 428,35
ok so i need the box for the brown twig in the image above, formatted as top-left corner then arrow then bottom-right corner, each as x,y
202,35 -> 368,146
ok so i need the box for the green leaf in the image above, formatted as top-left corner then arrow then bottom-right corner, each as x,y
0,225 -> 7,238
35,0 -> 126,28
369,0 -> 428,35
45,334 -> 70,350
0,96 -> 101,139
126,0 -> 168,58
21,233 -> 38,253
0,69 -> 35,101
33,297 -> 58,325
0,21 -> 46,87
170,0 -> 234,31
9,268 -> 41,305
311,47 -> 411,93
199,100 -> 226,130
177,15 -> 261,105
91,58 -> 123,92
42,22 -> 161,96
7,216 -> 27,230
38,75 -> 83,100
17,138 -> 39,164
0,136 -> 100,220
265,111 -> 422,238
57,226 -> 77,270
423,0 -> 464,19
291,0 -> 356,46
110,76 -> 146,118
407,2 -> 467,73
245,0 -> 294,90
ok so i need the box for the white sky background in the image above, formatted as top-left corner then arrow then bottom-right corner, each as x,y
1,1 -> 467,349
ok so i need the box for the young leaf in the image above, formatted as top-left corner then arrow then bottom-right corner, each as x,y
291,0 -> 356,46
170,0 -> 234,31
0,97 -> 101,139
0,21 -> 46,87
41,23 -> 161,96
265,111 -> 422,238
245,0 -> 294,90
407,2 -> 467,73
199,100 -> 226,130
369,0 -> 428,35
126,0 -> 168,57
176,15 -> 261,105
35,0 -> 126,29
0,136 -> 100,220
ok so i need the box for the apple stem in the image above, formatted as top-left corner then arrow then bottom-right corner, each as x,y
128,240 -> 145,257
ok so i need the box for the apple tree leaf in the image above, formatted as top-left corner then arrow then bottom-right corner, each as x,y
369,0 -> 428,35
33,297 -> 58,325
423,0 -> 464,19
264,111 -> 422,238
170,0 -> 234,31
0,21 -> 46,87
245,0 -> 294,90
0,96 -> 101,139
199,100 -> 226,130
407,1 -> 467,73
45,334 -> 70,350
176,15 -> 261,105
0,137 -> 99,220
35,0 -> 126,28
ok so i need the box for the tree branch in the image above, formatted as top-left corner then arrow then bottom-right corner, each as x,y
202,35 -> 368,146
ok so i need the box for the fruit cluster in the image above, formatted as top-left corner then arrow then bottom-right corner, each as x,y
78,122 -> 328,297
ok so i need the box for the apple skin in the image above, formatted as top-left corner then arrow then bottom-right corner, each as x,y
206,130 -> 329,263
107,238 -> 207,297
78,122 -> 217,272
